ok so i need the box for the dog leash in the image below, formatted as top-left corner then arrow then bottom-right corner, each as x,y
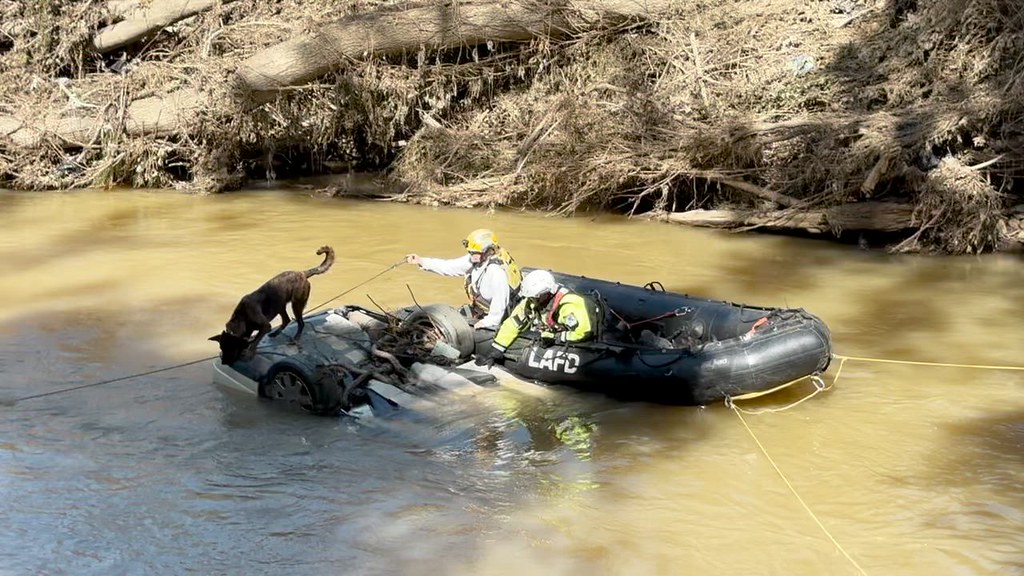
307,258 -> 406,314
3,259 -> 409,407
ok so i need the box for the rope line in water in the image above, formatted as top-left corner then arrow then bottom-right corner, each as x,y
724,357 -> 861,572
725,352 -> 1023,576
832,353 -> 1024,372
727,349 -> 1021,413
729,407 -> 870,576
3,356 -> 216,405
3,260 -> 406,406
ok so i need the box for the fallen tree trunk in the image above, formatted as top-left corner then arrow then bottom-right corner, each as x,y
0,88 -> 206,148
95,0 -> 238,53
0,114 -> 102,150
653,202 -> 918,233
3,0 -> 672,148
708,176 -> 803,208
234,0 -> 671,91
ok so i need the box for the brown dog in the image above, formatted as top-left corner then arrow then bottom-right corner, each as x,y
210,245 -> 335,364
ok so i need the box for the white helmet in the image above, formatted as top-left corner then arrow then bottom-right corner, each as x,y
520,269 -> 558,299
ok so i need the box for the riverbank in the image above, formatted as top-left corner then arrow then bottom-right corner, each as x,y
2,0 -> 1022,253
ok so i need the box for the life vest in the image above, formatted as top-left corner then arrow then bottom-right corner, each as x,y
545,289 -> 568,327
492,246 -> 522,293
543,288 -> 601,342
463,247 -> 522,316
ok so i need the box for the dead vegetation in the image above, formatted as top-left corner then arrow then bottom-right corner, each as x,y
1,0 -> 1022,253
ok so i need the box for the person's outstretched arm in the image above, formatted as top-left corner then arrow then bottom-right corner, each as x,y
410,254 -> 473,277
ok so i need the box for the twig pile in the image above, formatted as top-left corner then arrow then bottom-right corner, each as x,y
1,0 -> 1022,252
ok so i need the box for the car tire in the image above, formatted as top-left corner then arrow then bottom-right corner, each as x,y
261,362 -> 343,416
399,304 -> 476,360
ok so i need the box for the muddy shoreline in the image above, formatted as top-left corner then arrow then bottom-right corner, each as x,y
2,0 -> 1022,253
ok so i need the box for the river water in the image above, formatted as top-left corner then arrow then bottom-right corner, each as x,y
0,187 -> 1021,576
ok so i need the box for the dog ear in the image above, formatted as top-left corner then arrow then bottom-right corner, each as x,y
209,334 -> 222,342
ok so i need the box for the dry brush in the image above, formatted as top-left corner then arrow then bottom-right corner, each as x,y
1,0 -> 1022,253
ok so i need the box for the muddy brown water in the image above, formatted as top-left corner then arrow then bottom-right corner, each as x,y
0,187 -> 1021,575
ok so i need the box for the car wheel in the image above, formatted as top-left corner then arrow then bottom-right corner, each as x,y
399,303 -> 475,360
262,362 -> 343,416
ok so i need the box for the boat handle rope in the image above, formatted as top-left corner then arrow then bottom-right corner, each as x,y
607,306 -> 691,330
724,372 -> 832,415
1,260 -> 407,407
724,352 -> 1024,576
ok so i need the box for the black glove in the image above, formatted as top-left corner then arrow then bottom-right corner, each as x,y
475,346 -> 503,368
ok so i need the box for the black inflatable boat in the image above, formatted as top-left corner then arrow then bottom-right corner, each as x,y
473,271 -> 833,405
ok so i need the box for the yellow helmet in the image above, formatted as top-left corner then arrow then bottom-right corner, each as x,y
462,228 -> 498,253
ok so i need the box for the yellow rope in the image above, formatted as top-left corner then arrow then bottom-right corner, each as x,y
727,375 -> 811,402
727,357 -> 848,414
833,354 -> 1024,371
729,351 -> 1020,413
728,375 -> 826,414
720,352 -> 1024,576
730,407 -> 870,576
728,351 -> 1018,409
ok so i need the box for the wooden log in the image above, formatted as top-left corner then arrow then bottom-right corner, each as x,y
860,154 -> 890,196
95,0 -> 237,53
826,202 -> 916,232
655,209 -> 824,230
0,114 -> 99,148
233,0 -> 673,92
708,176 -> 803,208
653,202 -> 917,233
122,87 -> 205,137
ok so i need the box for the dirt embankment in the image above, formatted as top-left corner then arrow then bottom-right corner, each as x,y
1,0 -> 1022,253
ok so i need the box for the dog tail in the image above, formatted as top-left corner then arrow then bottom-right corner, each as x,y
304,245 -> 335,277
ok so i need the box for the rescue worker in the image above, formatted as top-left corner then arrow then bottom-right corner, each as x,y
405,229 -> 523,336
476,269 -> 600,367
